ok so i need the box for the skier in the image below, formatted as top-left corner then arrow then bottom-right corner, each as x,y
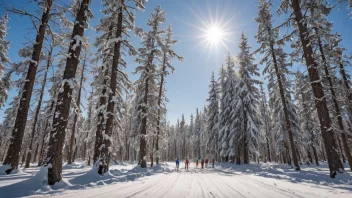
201,159 -> 204,169
176,158 -> 180,171
212,159 -> 215,168
205,159 -> 208,168
185,158 -> 190,170
196,160 -> 199,168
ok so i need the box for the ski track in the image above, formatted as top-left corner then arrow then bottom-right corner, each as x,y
17,165 -> 351,198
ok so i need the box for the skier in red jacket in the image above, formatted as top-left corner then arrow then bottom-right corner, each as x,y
185,158 -> 190,170
201,159 -> 204,169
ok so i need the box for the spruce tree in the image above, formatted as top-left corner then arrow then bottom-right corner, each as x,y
206,72 -> 220,159
233,33 -> 260,164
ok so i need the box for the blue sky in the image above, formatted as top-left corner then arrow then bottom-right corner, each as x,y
0,0 -> 351,125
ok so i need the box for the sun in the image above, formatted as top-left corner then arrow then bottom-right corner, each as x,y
206,25 -> 224,44
185,2 -> 237,53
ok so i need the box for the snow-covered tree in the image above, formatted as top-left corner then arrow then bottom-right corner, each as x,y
0,13 -> 10,107
218,53 -> 236,162
233,33 -> 260,164
46,0 -> 92,185
91,0 -> 146,173
258,82 -> 272,162
206,72 -> 220,159
295,72 -> 321,166
155,25 -> 182,164
3,0 -> 55,173
278,0 -> 343,178
255,0 -> 300,169
67,44 -> 91,165
134,5 -> 165,168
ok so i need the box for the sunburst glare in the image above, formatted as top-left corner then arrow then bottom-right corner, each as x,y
184,2 -> 238,55
206,25 -> 224,44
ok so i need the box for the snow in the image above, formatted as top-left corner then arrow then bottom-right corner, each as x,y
0,161 -> 351,198
71,35 -> 84,51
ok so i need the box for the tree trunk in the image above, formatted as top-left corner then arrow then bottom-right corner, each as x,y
3,0 -> 53,173
25,45 -> 52,168
68,48 -> 87,164
38,123 -> 48,166
21,149 -> 27,167
93,23 -> 114,166
243,110 -> 249,164
140,72 -> 149,168
151,138 -> 154,167
100,2 -> 124,173
308,149 -> 312,163
321,144 -> 326,162
315,29 -> 352,170
269,42 -> 300,170
72,146 -> 78,162
46,0 -> 91,185
33,143 -> 39,163
236,145 -> 241,165
312,145 -> 319,166
290,0 -> 343,178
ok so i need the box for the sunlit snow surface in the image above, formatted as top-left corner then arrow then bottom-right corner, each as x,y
0,161 -> 351,198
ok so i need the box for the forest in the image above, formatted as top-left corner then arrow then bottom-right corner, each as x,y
0,0 -> 352,195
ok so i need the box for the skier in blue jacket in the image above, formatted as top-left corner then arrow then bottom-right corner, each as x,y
176,158 -> 180,171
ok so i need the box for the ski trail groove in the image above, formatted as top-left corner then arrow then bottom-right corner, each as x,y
123,173 -> 172,198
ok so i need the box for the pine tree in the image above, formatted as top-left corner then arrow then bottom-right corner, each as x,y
0,95 -> 20,162
259,83 -> 271,162
295,72 -> 321,166
217,65 -> 227,161
92,0 -> 146,172
0,13 -> 10,107
306,1 -> 352,170
233,33 -> 260,164
3,0 -> 54,173
256,0 -> 300,169
24,38 -> 55,168
279,0 -> 344,178
180,114 -> 186,159
134,5 -> 166,168
206,72 -> 220,159
189,114 -> 194,158
195,109 -> 201,159
155,26 -> 182,164
219,53 -> 236,162
103,0 -> 146,172
67,44 -> 90,164
46,0 -> 92,185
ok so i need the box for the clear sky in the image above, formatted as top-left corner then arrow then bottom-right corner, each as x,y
0,0 -> 351,125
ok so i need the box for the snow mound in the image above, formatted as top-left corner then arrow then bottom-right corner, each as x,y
69,166 -> 118,187
0,166 -> 75,198
0,165 -> 20,175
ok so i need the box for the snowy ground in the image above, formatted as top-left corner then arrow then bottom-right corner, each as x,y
0,161 -> 352,198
